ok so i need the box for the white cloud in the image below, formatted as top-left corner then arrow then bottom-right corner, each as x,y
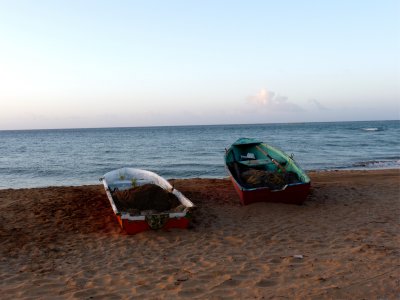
248,88 -> 275,106
247,88 -> 303,112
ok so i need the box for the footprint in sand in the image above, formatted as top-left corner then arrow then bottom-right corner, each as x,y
224,236 -> 244,246
256,278 -> 277,287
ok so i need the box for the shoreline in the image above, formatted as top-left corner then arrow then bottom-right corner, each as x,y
1,168 -> 399,191
1,169 -> 399,299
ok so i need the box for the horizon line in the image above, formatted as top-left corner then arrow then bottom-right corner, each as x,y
0,119 -> 398,132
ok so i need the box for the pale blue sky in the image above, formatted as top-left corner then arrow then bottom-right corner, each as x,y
0,0 -> 399,129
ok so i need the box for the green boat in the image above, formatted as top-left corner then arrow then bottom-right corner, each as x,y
224,138 -> 311,205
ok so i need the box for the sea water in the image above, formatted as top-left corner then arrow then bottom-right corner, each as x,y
0,120 -> 399,188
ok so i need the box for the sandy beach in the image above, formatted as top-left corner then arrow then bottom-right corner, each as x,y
1,169 -> 399,299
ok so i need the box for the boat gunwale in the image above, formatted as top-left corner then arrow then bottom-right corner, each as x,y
101,168 -> 194,221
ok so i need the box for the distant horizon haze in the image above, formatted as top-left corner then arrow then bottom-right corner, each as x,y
0,118 -> 398,132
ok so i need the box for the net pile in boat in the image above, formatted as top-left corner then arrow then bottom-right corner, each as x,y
241,169 -> 300,190
111,184 -> 183,215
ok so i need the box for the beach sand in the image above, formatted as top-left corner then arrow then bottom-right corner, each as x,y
1,170 -> 399,299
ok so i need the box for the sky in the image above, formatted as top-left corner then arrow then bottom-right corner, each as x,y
0,0 -> 399,130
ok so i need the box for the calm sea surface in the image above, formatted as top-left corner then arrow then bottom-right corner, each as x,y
0,120 -> 399,189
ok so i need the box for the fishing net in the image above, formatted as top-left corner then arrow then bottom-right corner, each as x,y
241,169 -> 300,190
145,214 -> 170,229
111,183 -> 182,215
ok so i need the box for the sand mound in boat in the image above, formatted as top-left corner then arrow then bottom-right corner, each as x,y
112,183 -> 181,213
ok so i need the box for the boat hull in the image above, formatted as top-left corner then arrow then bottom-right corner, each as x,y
230,175 -> 310,205
115,215 -> 191,235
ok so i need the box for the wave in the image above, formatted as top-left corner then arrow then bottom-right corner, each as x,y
361,127 -> 383,132
351,159 -> 400,169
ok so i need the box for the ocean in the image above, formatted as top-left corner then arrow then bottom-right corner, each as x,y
0,120 -> 399,189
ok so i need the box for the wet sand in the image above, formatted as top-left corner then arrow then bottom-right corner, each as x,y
1,169 -> 399,299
